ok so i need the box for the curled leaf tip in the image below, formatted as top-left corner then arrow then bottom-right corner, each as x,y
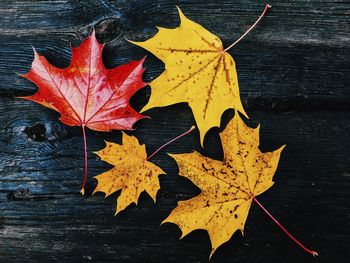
209,249 -> 216,260
141,55 -> 147,62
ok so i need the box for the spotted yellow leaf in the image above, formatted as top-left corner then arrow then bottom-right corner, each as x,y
130,7 -> 247,146
164,113 -> 285,257
93,133 -> 165,215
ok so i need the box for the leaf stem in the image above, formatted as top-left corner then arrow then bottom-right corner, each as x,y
146,126 -> 196,161
224,4 -> 271,52
253,197 -> 318,257
80,125 -> 88,195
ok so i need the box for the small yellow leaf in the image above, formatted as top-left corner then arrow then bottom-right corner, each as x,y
94,133 -> 165,215
164,113 -> 285,257
130,7 -> 247,146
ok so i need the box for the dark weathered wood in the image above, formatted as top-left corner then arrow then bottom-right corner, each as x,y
0,0 -> 349,262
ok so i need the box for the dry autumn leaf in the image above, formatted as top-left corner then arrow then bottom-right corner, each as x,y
94,133 -> 165,214
165,112 -> 284,256
20,31 -> 148,194
130,5 -> 270,145
165,113 -> 317,258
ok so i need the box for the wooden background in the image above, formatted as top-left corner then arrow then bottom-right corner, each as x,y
0,0 -> 349,262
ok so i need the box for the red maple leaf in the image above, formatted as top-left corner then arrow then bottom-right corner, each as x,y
20,31 -> 148,194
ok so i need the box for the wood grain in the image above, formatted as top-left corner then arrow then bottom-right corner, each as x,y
0,0 -> 349,262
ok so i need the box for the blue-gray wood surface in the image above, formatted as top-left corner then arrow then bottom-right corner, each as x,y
0,1 -> 349,262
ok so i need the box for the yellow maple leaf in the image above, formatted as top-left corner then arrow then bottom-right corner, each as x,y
93,133 -> 165,215
130,6 -> 248,146
164,113 -> 285,257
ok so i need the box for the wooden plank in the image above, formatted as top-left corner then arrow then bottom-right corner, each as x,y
0,0 -> 349,262
1,97 -> 349,261
0,1 -> 349,103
